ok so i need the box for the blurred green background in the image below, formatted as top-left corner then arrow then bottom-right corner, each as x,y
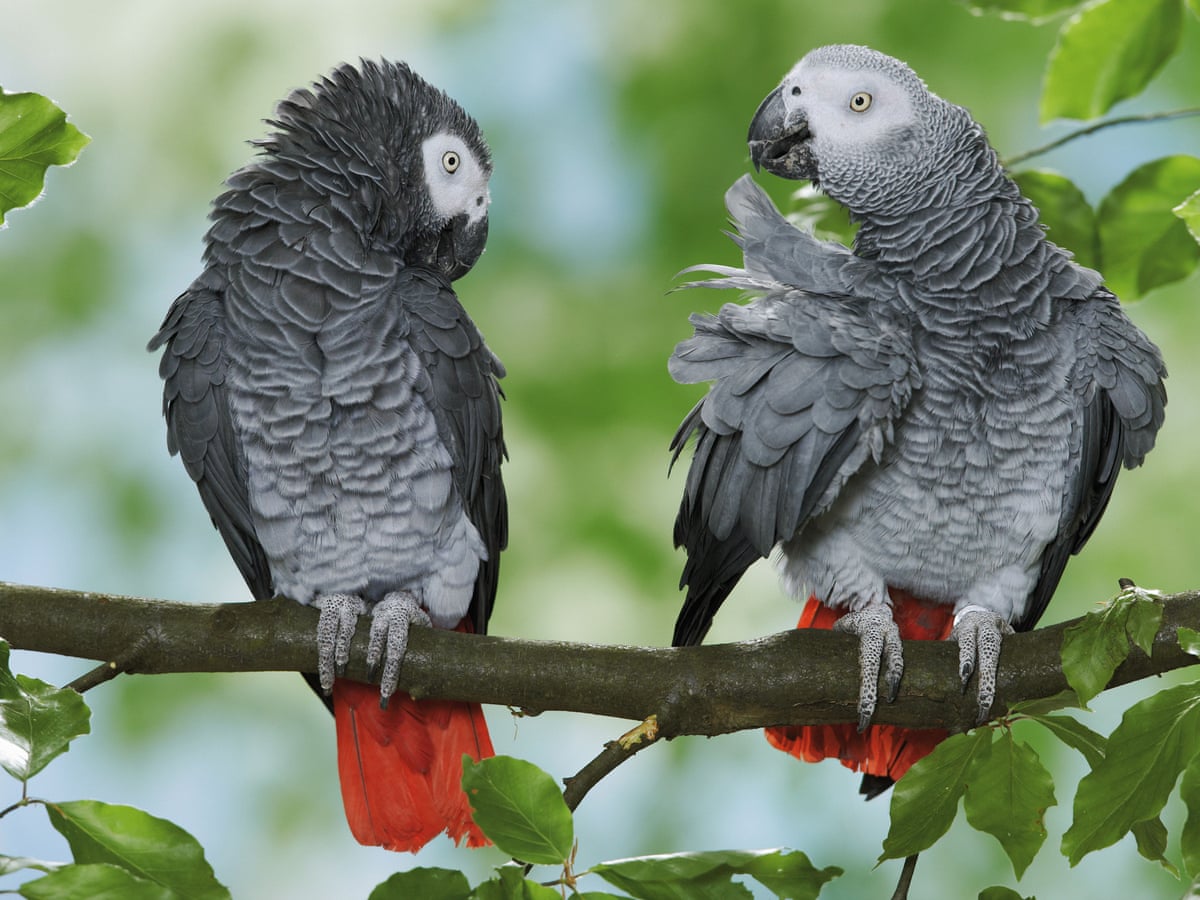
3,1 -> 1198,897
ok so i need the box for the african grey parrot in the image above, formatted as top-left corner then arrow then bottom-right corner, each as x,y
149,60 -> 506,851
669,44 -> 1166,792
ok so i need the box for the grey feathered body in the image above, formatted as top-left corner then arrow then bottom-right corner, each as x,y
671,125 -> 1164,644
151,62 -> 505,632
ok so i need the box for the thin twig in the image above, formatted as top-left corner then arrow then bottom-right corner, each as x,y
889,853 -> 919,900
1004,107 -> 1200,169
64,636 -> 150,693
66,661 -> 122,693
563,716 -> 661,812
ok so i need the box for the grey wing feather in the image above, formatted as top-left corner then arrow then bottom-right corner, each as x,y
1019,288 -> 1166,632
670,292 -> 919,646
401,269 -> 507,635
678,175 -> 874,297
148,283 -> 274,602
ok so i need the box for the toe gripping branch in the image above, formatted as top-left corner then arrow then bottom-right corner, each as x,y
832,604 -> 905,732
314,591 -> 431,706
950,605 -> 1013,724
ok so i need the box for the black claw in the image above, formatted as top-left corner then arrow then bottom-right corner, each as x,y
959,662 -> 974,687
886,675 -> 902,703
857,712 -> 871,733
378,694 -> 389,711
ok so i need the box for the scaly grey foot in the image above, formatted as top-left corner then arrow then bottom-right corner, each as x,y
832,603 -> 904,731
367,591 -> 432,708
950,605 -> 1013,724
314,593 -> 367,693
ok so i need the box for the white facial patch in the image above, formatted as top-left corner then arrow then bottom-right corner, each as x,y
781,62 -> 915,143
420,132 -> 490,225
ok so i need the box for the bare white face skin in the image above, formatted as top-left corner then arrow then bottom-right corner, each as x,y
420,132 -> 490,226
779,58 -> 918,153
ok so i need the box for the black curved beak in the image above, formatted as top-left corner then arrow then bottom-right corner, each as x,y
415,212 -> 489,282
747,85 -> 814,180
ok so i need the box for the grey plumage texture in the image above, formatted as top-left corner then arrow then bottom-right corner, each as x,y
150,61 -> 506,668
670,45 -> 1165,720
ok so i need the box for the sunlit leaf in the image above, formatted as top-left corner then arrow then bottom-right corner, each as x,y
1041,0 -> 1184,122
462,756 -> 573,865
960,0 -> 1083,22
1061,589 -> 1165,706
0,89 -> 89,225
1175,189 -> 1200,244
1007,690 -> 1083,717
0,640 -> 90,783
1097,155 -> 1200,298
881,730 -> 992,861
963,732 -> 1056,878
1012,170 -> 1098,268
0,855 -> 62,876
368,867 -> 471,900
591,849 -> 840,900
46,800 -> 230,900
18,863 -> 175,900
1062,680 -> 1200,864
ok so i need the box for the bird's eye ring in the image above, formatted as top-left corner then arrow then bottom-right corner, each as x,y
850,91 -> 873,112
442,151 -> 461,173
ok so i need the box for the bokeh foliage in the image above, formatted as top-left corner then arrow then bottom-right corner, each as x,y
2,1 -> 1199,898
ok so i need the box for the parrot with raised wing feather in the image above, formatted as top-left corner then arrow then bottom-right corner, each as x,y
669,44 -> 1166,796
150,59 -> 506,851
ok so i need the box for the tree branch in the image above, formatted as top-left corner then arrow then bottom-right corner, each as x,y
1003,107 -> 1200,169
1,581 -> 1197,736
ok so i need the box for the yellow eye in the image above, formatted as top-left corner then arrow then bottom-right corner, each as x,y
442,150 -> 461,173
849,91 -> 873,112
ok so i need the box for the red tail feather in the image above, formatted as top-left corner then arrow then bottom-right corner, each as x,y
332,621 -> 494,852
765,590 -> 954,784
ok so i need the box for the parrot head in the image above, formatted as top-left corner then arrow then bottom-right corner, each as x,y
747,44 -> 974,216
262,59 -> 492,281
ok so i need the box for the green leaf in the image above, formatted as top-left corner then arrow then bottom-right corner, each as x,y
1097,155 -> 1200,298
880,730 -> 992,861
1180,754 -> 1200,877
0,641 -> 91,782
1175,189 -> 1200,244
977,888 -> 1030,900
1012,170 -> 1098,268
1125,593 -> 1164,656
0,855 -> 62,876
1041,0 -> 1184,122
1131,816 -> 1178,875
462,756 -> 574,865
19,863 -> 175,900
1179,626 -> 1200,658
1025,713 -> 1107,767
472,866 -> 563,900
368,867 -> 472,900
1060,588 -> 1166,706
1062,680 -> 1200,864
45,800 -> 230,900
960,0 -> 1083,22
963,732 -> 1056,878
0,89 -> 90,225
1007,690 -> 1083,717
590,849 -> 840,900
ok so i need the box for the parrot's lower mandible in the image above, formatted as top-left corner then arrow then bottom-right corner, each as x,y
150,60 -> 507,851
669,44 -> 1166,796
